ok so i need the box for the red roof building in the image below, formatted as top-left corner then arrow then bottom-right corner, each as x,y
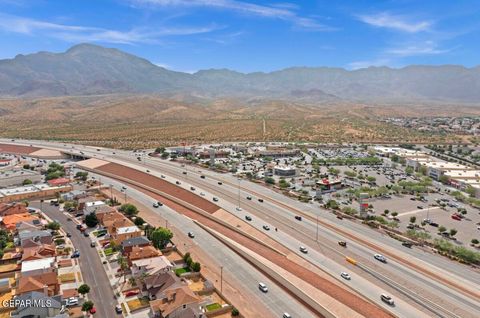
47,178 -> 70,187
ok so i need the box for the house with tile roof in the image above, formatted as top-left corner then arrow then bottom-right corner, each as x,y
149,285 -> 203,318
15,271 -> 60,296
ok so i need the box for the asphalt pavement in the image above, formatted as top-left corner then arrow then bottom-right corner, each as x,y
31,202 -> 119,318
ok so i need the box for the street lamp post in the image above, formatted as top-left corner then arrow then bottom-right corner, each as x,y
220,266 -> 223,293
316,214 -> 319,241
237,178 -> 241,211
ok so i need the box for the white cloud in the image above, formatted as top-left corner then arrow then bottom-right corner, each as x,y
0,13 -> 219,44
358,12 -> 431,33
386,41 -> 450,57
131,0 -> 334,31
348,58 -> 391,70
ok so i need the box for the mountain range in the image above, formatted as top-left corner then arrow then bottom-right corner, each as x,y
1,43 -> 480,103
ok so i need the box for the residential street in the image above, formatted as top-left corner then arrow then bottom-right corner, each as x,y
31,202 -> 119,318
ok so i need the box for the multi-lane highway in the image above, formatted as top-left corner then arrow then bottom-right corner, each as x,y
4,139 -> 480,318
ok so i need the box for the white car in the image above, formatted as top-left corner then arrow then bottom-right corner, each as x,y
200,192 -> 205,196
65,297 -> 79,306
374,254 -> 387,263
381,294 -> 394,305
299,246 -> 308,254
340,272 -> 351,280
258,282 -> 268,293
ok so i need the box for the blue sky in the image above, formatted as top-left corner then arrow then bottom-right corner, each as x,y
0,0 -> 479,72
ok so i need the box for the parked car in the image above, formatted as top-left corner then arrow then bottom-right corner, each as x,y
246,196 -> 252,200
402,242 -> 412,248
258,283 -> 268,293
338,241 -> 347,247
176,181 -> 181,185
71,250 -> 80,258
90,242 -> 96,248
153,202 -> 159,208
245,215 -> 252,221
451,214 -> 461,221
182,171 -> 187,175
90,307 -> 97,314
374,254 -> 387,263
190,186 -> 196,191
294,215 -> 302,221
65,297 -> 79,307
263,225 -> 270,231
115,305 -> 123,314
66,233 -> 72,238
299,246 -> 308,253
200,175 -> 205,179
83,232 -> 89,237
283,313 -> 292,318
218,181 -> 223,185
188,232 -> 195,238
381,294 -> 395,306
258,198 -> 264,203
340,272 -> 351,280
124,290 -> 139,297
213,197 -> 219,202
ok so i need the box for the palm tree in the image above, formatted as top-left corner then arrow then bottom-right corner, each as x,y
117,254 -> 129,282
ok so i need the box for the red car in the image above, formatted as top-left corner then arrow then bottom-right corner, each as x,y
89,307 -> 96,314
124,290 -> 139,297
451,214 -> 461,221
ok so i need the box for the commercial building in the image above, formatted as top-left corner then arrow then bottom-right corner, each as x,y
0,183 -> 72,203
273,165 -> 298,177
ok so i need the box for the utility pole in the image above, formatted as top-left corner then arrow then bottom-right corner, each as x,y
109,184 -> 113,199
220,265 -> 224,293
237,178 -> 241,211
316,215 -> 319,241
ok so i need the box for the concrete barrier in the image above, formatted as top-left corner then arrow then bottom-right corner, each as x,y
78,165 -> 286,256
195,221 -> 338,318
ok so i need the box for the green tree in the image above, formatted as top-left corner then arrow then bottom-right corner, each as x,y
134,217 -> 145,226
75,171 -> 88,181
22,179 -> 33,185
449,228 -> 458,238
46,221 -> 60,231
418,165 -> 428,176
471,239 -> 479,245
466,185 -> 476,198
231,308 -> 240,316
119,203 -> 139,217
151,227 -> 173,249
78,284 -> 90,296
191,262 -> 201,272
155,147 -> 166,153
326,199 -> 339,210
438,226 -> 447,233
81,301 -> 94,312
183,252 -> 191,263
409,216 -> 417,224
366,176 -> 376,183
383,209 -> 390,216
265,177 -> 275,185
439,175 -> 450,184
405,166 -> 414,175
117,255 -> 129,282
85,213 -> 99,228
23,164 -> 30,169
